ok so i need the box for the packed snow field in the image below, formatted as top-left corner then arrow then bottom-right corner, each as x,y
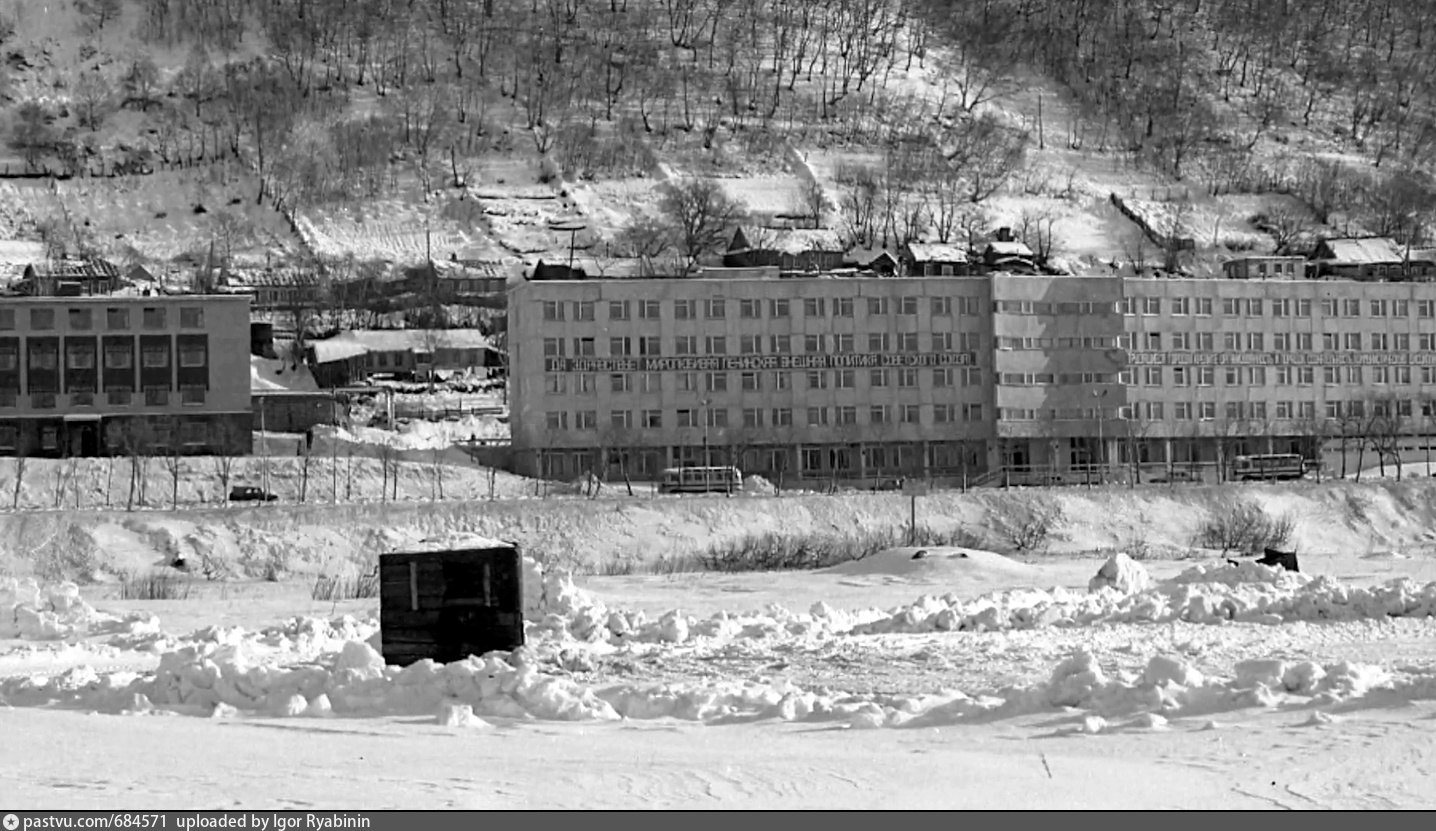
4,484 -> 1436,808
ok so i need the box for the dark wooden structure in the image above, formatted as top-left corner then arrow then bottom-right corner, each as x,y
379,540 -> 525,666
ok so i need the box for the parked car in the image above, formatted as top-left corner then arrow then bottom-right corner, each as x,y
229,486 -> 278,502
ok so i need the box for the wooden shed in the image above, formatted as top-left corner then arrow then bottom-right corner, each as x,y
379,537 -> 525,666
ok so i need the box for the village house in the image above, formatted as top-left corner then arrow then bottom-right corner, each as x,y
844,247 -> 901,276
1312,237 -> 1410,280
17,258 -> 124,296
306,329 -> 498,387
404,261 -> 515,299
902,242 -> 971,276
530,257 -> 651,281
222,268 -> 327,311
1221,255 -> 1309,280
723,227 -> 847,273
981,239 -> 1037,272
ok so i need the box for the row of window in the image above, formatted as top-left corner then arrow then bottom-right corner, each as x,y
544,332 -> 984,359
541,294 -> 1436,325
0,343 -> 208,372
0,417 -> 223,452
543,403 -> 988,432
1001,398 -> 1424,422
0,387 -> 209,409
1120,364 -> 1436,387
1123,331 -> 1436,352
1124,296 -> 1436,318
541,296 -> 987,323
0,306 -> 206,331
544,367 -> 986,395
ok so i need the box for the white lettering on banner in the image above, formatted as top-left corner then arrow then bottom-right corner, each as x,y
544,353 -> 978,372
1123,351 -> 1436,367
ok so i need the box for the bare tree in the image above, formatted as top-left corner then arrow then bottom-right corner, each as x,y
377,443 -> 401,502
74,69 -> 115,132
1256,204 -> 1314,254
658,177 -> 747,269
162,442 -> 183,509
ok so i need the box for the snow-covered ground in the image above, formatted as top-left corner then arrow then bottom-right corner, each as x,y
3,542 -> 1436,809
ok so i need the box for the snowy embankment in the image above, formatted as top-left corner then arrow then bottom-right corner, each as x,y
7,478 -> 1436,581
4,554 -> 1436,731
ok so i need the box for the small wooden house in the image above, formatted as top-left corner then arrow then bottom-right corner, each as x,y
379,537 -> 525,667
903,242 -> 971,276
724,226 -> 847,272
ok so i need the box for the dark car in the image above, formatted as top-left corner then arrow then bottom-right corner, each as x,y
229,486 -> 278,502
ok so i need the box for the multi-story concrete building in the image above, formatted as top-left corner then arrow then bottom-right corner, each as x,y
0,294 -> 252,457
510,269 -> 1436,483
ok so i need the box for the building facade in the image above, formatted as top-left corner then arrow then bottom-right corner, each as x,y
510,271 -> 1436,483
0,294 -> 252,457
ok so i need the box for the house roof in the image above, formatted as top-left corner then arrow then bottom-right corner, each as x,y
1408,248 -> 1436,264
26,258 -> 121,279
226,269 -> 324,288
984,240 -> 1034,258
310,329 -> 494,363
846,247 -> 899,267
737,227 -> 846,255
906,242 -> 969,263
1321,237 -> 1404,264
532,257 -> 651,278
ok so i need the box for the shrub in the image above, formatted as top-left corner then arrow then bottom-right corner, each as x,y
120,570 -> 195,601
311,569 -> 379,601
693,526 -> 979,573
1196,497 -> 1296,555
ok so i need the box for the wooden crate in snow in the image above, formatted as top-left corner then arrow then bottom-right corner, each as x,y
379,538 -> 524,667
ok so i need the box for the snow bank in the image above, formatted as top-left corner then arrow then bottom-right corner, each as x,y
851,563 -> 1436,635
315,415 -> 508,451
1,635 -> 1424,731
828,547 -> 1038,579
1088,553 -> 1152,595
1,578 -> 159,641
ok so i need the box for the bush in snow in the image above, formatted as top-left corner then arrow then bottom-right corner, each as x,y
1195,497 -> 1295,555
695,527 -> 978,573
119,570 -> 195,601
311,568 -> 380,601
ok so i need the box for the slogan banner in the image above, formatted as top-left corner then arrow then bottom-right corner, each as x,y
545,352 -> 977,373
1125,351 -> 1436,367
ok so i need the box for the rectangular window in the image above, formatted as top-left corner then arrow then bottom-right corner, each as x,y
741,371 -> 760,391
740,299 -> 761,319
68,308 -> 93,329
836,405 -> 858,425
543,337 -> 564,357
674,299 -> 695,320
677,372 -> 698,392
178,343 -> 206,368
545,411 -> 568,431
180,386 -> 206,406
770,335 -> 791,354
900,297 -> 919,316
867,333 -> 889,352
610,374 -> 630,393
575,410 -> 597,430
639,300 -> 661,320
573,337 -> 596,357
870,405 -> 890,424
1142,297 -> 1160,315
610,410 -> 632,430
705,335 -> 727,355
578,373 -> 596,394
609,337 -> 631,357
897,368 -> 918,387
609,300 -> 630,321
868,297 -> 888,315
675,335 -> 697,355
141,345 -> 169,368
1195,298 -> 1212,316
836,369 -> 856,389
834,297 -> 854,317
870,369 -> 888,387
545,375 -> 566,394
804,334 -> 825,353
1197,367 -> 1214,387
575,301 -> 595,321
771,407 -> 793,427
705,372 -> 727,392
770,298 -> 790,318
807,370 -> 829,390
742,408 -> 763,428
806,407 -> 828,427
180,307 -> 204,328
704,298 -> 726,319
30,308 -> 55,329
1170,297 -> 1189,316
0,308 -> 13,330
803,297 -> 825,318
642,409 -> 662,429
901,404 -> 921,424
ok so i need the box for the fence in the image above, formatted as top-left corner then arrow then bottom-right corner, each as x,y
391,403 -> 506,422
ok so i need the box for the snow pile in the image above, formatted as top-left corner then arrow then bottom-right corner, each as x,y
850,564 -> 1436,634
0,640 -> 1422,730
2,579 -> 159,641
1088,553 -> 1152,595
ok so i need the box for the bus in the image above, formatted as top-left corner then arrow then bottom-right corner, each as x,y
1230,454 -> 1308,482
657,466 -> 743,494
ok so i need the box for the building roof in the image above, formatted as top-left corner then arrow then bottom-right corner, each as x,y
846,247 -> 899,267
984,240 -> 1034,258
310,329 -> 494,364
906,242 -> 969,263
737,227 -> 846,255
25,258 -> 121,279
1320,237 -> 1404,264
225,269 -> 324,288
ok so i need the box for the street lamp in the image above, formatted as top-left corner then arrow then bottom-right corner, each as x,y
701,397 -> 712,469
1093,389 -> 1108,484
